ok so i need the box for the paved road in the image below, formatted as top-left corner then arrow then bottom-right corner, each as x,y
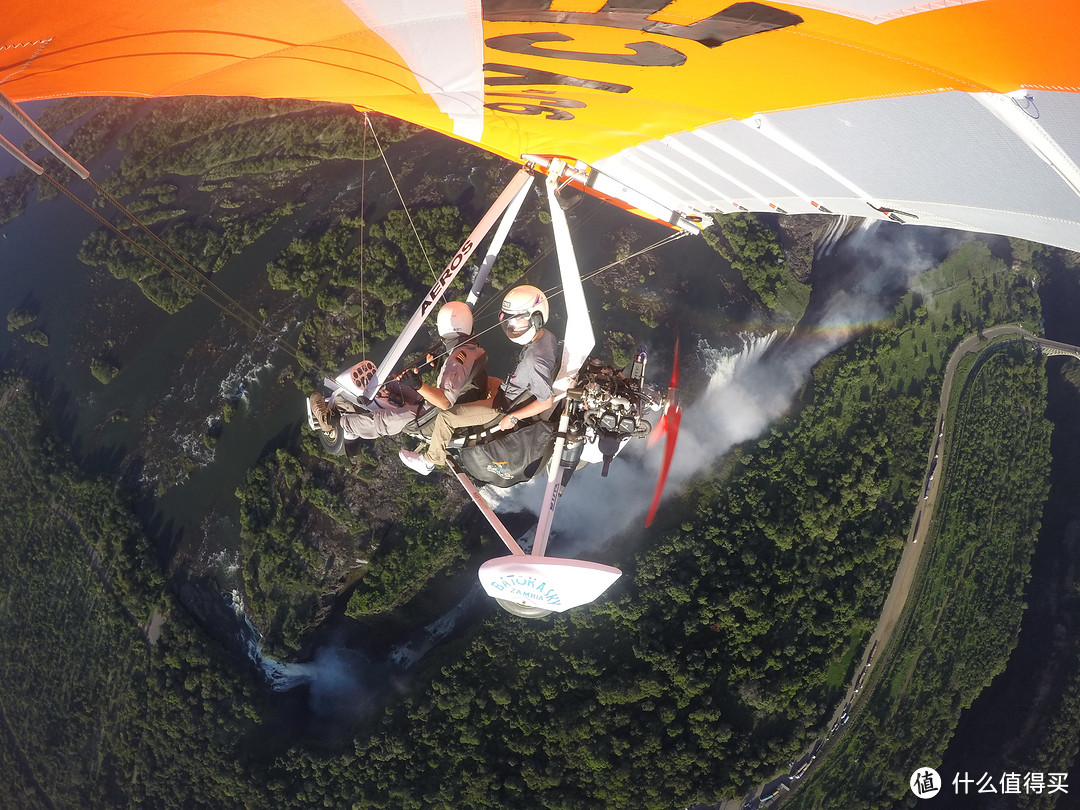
755,327 -> 1080,810
871,327 -> 1077,665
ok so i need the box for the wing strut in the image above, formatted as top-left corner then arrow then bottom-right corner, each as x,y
363,167 -> 534,399
532,159 -> 595,559
0,91 -> 90,179
467,174 -> 534,305
546,159 -> 596,397
446,459 -> 525,556
456,160 -> 622,617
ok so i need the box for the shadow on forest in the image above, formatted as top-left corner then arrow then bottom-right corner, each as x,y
259,417 -> 304,461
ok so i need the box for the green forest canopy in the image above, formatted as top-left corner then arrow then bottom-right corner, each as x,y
0,96 -> 1074,809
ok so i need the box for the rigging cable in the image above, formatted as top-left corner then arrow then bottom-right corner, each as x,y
469,198 -> 605,323
364,114 -> 439,289
359,114 -> 368,361
0,90 -> 328,374
3,91 -> 691,387
420,228 -> 690,371
88,177 -> 301,339
470,191 -> 687,325
44,173 -> 312,370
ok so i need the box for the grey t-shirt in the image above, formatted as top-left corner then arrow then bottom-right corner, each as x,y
501,328 -> 557,403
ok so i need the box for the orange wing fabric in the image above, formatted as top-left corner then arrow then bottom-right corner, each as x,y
6,1 -> 1080,247
3,0 -> 1078,164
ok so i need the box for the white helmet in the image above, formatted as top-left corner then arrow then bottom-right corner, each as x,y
436,301 -> 473,338
500,285 -> 549,345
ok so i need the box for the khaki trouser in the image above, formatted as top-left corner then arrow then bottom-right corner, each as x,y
423,399 -> 502,466
339,405 -> 418,440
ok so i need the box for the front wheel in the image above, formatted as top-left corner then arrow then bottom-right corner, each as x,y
318,422 -> 346,456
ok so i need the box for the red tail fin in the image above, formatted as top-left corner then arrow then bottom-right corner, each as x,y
645,337 -> 681,527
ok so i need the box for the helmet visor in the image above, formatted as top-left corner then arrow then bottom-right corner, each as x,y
500,312 -> 532,340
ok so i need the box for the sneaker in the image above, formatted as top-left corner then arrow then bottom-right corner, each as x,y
399,448 -> 434,475
308,393 -> 337,440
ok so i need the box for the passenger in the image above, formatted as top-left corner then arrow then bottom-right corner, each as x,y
399,285 -> 557,475
308,301 -> 486,442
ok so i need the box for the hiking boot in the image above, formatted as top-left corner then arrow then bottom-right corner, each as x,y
308,393 -> 337,440
399,448 -> 434,475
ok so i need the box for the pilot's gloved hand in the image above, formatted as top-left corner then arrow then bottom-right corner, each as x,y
400,367 -> 423,391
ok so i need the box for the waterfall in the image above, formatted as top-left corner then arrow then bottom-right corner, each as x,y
225,590 -> 315,691
226,590 -> 367,716
388,589 -> 485,670
226,591 -> 285,685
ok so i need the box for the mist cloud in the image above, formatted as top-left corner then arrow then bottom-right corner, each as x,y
485,220 -> 967,556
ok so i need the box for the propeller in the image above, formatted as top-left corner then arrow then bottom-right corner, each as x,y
644,336 -> 681,527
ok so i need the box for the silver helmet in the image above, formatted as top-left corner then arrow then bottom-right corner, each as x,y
436,300 -> 473,338
500,285 -> 549,345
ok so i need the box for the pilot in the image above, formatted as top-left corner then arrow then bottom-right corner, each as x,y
399,284 -> 557,475
308,301 -> 486,441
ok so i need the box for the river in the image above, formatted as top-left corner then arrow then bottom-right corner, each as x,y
936,264 -> 1080,809
0,154 -> 367,568
0,119 -> 764,682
